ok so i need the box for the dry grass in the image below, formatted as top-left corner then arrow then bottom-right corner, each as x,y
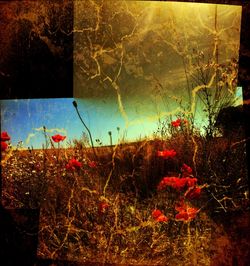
1,131 -> 249,265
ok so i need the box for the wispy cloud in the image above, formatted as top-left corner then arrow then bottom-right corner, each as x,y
33,127 -> 67,135
25,133 -> 36,145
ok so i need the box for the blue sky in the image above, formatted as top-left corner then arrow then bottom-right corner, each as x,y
1,98 -> 76,149
0,87 -> 243,149
0,98 -> 159,149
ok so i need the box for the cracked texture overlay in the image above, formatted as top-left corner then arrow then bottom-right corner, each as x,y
1,1 -> 249,265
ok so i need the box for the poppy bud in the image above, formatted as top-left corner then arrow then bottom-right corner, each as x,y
72,101 -> 78,108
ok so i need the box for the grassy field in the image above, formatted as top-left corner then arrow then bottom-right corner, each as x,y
1,128 -> 249,265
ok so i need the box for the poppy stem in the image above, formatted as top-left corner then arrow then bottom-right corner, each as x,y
57,142 -> 60,163
72,101 -> 97,159
43,126 -> 48,149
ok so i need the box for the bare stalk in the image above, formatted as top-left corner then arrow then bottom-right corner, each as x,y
72,101 -> 97,159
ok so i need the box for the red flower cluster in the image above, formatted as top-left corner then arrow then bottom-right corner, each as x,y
1,132 -> 10,141
157,177 -> 197,191
1,131 -> 10,152
171,118 -> 181,127
152,209 -> 168,222
66,158 -> 82,171
157,149 -> 176,159
88,161 -> 97,168
181,163 -> 193,176
171,118 -> 188,127
52,134 -> 66,143
175,199 -> 199,222
98,201 -> 109,214
184,186 -> 202,200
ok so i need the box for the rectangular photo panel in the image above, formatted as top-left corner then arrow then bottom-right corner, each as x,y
1,98 -> 79,208
0,1 -> 73,99
40,1 -> 248,265
1,1 -> 249,265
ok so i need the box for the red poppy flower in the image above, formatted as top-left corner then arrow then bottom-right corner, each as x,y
171,118 -> 181,127
1,141 -> 8,151
175,200 -> 199,222
66,158 -> 82,171
175,212 -> 189,221
175,198 -> 186,212
152,209 -> 162,219
1,132 -> 10,141
88,161 -> 97,168
157,177 -> 197,191
98,201 -> 109,214
186,178 -> 197,188
156,214 -> 168,222
157,149 -> 176,159
157,177 -> 185,191
181,163 -> 193,176
152,209 -> 168,222
52,134 -> 66,143
184,186 -> 202,200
